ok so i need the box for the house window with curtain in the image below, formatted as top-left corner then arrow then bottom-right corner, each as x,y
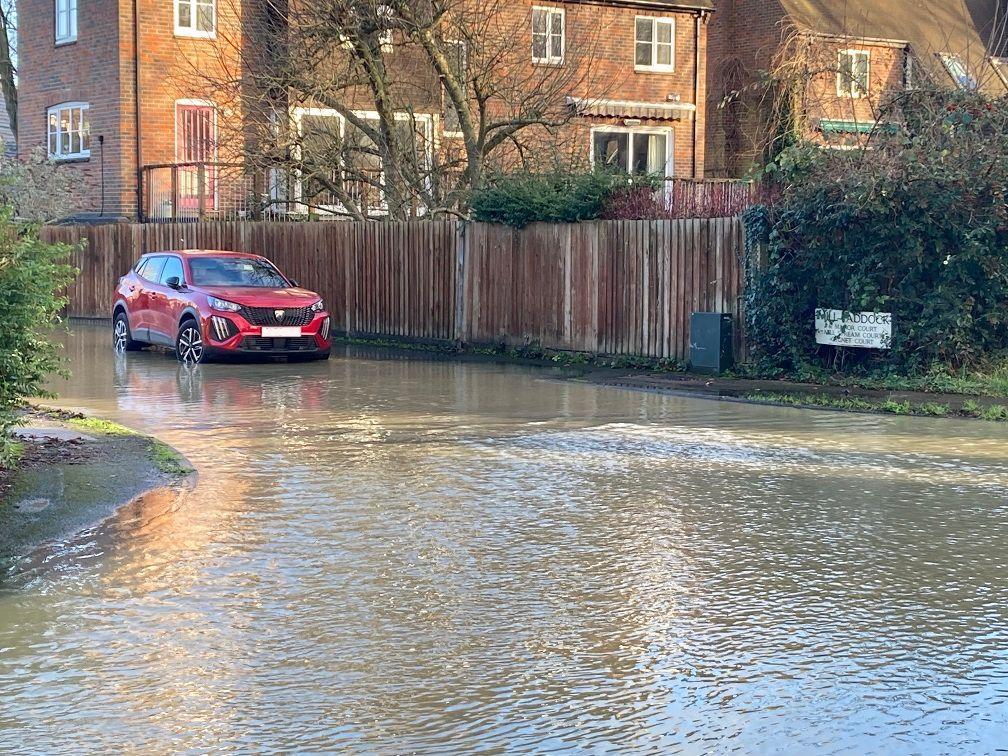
47,102 -> 90,159
592,129 -> 671,177
531,7 -> 564,65
635,17 -> 675,71
837,50 -> 870,98
55,0 -> 77,44
175,0 -> 216,37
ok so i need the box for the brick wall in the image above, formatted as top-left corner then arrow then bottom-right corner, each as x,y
18,0 -> 131,216
704,0 -> 790,177
705,0 -> 912,176
18,0 -> 706,219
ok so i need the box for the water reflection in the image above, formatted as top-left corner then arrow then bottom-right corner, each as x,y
1,324 -> 1008,753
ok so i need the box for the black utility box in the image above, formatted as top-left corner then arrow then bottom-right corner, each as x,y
690,312 -> 734,373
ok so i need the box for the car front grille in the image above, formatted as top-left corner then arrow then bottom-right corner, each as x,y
240,336 -> 318,353
241,306 -> 313,327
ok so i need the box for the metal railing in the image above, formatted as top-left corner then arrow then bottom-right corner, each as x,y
140,163 -> 762,222
140,162 -> 427,222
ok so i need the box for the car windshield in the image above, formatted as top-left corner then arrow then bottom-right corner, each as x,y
189,257 -> 289,288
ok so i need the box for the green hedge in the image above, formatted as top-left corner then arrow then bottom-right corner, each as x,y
471,170 -> 657,228
0,213 -> 77,467
745,96 -> 1008,375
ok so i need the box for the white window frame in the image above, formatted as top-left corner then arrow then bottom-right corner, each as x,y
442,39 -> 467,139
338,6 -> 394,52
992,56 -> 1008,88
175,0 -> 216,39
47,101 -> 90,160
939,53 -> 977,90
634,16 -> 676,72
531,7 -> 564,66
588,125 -> 674,178
837,49 -> 870,98
290,107 -> 434,216
54,0 -> 77,44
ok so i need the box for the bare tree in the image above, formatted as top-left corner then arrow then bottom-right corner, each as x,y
180,0 -> 610,219
0,0 -> 15,140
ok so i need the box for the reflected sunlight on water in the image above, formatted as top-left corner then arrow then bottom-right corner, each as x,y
1,324 -> 1008,753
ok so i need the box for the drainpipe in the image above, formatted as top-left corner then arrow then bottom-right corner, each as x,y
693,11 -> 703,179
133,0 -> 143,220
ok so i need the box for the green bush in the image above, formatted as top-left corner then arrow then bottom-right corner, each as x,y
0,211 -> 77,468
744,93 -> 1008,376
471,170 -> 657,228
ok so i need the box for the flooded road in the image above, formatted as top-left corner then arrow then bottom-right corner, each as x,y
3,323 -> 1008,753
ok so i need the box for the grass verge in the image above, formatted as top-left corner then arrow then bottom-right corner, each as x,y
746,392 -> 1008,421
150,440 -> 194,476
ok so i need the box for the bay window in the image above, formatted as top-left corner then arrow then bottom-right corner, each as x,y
47,102 -> 90,160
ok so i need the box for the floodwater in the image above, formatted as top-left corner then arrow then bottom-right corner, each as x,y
2,323 -> 1008,754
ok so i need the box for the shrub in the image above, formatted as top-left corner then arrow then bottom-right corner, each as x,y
471,170 -> 657,228
744,92 -> 1008,376
0,211 -> 78,468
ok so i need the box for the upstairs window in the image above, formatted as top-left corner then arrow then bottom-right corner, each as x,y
992,57 -> 1008,88
837,49 -> 870,98
175,0 -> 216,37
55,0 -> 77,44
442,40 -> 467,137
531,7 -> 564,65
939,53 -> 977,90
47,102 -> 90,160
635,16 -> 675,71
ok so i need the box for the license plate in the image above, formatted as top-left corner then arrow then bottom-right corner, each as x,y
261,326 -> 302,337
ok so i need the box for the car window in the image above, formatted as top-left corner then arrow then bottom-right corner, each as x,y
188,257 -> 289,288
159,256 -> 185,286
138,256 -> 167,283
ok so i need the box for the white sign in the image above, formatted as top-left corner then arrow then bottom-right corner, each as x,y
815,308 -> 892,349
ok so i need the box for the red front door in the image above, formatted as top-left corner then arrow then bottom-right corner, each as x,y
176,103 -> 217,213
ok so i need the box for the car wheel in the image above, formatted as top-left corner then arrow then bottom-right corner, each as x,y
176,321 -> 205,364
113,312 -> 141,352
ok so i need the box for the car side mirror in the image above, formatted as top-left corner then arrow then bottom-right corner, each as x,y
166,276 -> 184,290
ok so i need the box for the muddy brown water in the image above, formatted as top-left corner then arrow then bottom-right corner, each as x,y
2,323 -> 1008,753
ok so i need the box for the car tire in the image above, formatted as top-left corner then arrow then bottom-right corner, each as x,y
175,320 -> 206,364
113,312 -> 142,352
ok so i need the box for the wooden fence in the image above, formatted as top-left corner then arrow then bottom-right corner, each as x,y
42,218 -> 746,362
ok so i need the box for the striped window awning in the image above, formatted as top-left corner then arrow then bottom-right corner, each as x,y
566,97 -> 696,121
819,119 -> 899,134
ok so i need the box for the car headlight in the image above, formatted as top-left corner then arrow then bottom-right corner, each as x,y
310,299 -> 325,312
208,296 -> 241,312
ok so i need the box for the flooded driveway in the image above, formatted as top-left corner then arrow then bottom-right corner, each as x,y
2,323 -> 1008,753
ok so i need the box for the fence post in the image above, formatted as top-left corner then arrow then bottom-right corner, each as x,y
454,220 -> 468,343
197,164 -> 207,220
170,166 -> 179,221
252,170 -> 263,221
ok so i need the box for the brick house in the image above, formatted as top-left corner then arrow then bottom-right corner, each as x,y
704,0 -> 1008,177
17,0 -> 714,220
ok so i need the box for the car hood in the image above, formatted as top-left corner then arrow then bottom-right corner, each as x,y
197,286 -> 322,308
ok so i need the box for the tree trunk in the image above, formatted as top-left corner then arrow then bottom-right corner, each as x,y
0,6 -> 16,142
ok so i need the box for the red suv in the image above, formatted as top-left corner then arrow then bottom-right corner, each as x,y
112,250 -> 332,363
